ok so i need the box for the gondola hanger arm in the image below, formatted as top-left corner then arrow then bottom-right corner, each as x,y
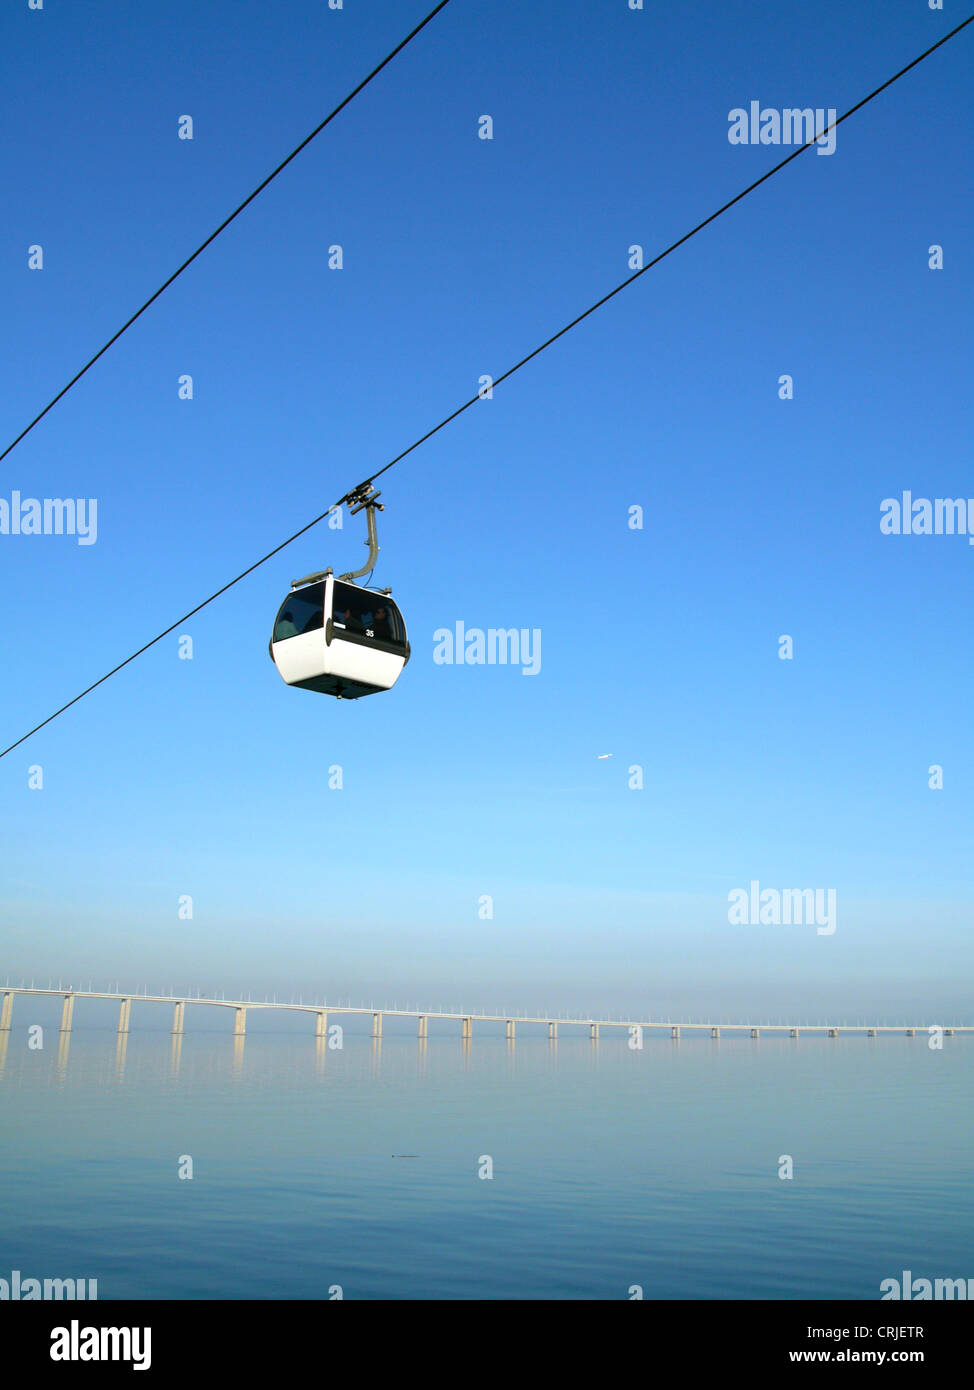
337,483 -> 384,582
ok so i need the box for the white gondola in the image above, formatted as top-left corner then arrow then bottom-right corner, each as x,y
269,483 -> 410,700
270,571 -> 409,699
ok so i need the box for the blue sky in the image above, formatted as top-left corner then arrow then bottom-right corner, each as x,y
1,0 -> 971,1021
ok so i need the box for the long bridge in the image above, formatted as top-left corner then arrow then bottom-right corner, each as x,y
0,984 -> 968,1040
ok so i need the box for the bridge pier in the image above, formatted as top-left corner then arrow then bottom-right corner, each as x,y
945,1028 -> 954,1037
671,1025 -> 680,1038
59,994 -> 75,1033
233,1007 -> 247,1037
461,1016 -> 472,1040
590,1022 -> 599,1040
506,1019 -> 515,1040
172,1001 -> 185,1035
417,1015 -> 427,1038
750,1027 -> 759,1038
548,1021 -> 557,1040
790,1028 -> 799,1038
828,1028 -> 838,1038
906,1028 -> 915,1037
867,1028 -> 876,1037
0,990 -> 13,1032
711,1026 -> 720,1038
117,998 -> 131,1033
371,1012 -> 382,1038
315,1011 -> 327,1038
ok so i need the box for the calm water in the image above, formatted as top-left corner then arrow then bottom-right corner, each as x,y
1,1025 -> 971,1299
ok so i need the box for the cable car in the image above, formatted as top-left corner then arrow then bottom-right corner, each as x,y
269,484 -> 410,700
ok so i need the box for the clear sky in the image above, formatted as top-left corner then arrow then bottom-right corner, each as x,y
0,0 -> 971,1022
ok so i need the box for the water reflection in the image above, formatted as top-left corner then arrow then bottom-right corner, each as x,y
56,1029 -> 71,1081
2,1030 -> 971,1300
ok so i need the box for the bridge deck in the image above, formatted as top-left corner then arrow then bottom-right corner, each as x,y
1,987 -> 969,1034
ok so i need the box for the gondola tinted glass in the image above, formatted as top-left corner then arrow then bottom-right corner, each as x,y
273,582 -> 325,642
331,581 -> 406,648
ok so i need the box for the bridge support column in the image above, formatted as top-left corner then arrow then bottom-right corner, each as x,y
828,1028 -> 838,1038
371,1012 -> 382,1038
590,1022 -> 599,1040
905,1028 -> 915,1037
750,1027 -> 759,1038
461,1017 -> 472,1040
711,1026 -> 720,1038
790,1028 -> 799,1038
59,995 -> 75,1032
417,1015 -> 427,1038
117,998 -> 131,1033
548,1021 -> 557,1040
505,1019 -> 515,1040
315,1011 -> 327,1038
233,1007 -> 247,1037
0,991 -> 13,1032
945,1028 -> 954,1037
867,1028 -> 876,1037
671,1026 -> 680,1038
172,1002 -> 185,1035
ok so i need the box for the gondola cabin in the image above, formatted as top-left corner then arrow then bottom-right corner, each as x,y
270,571 -> 410,700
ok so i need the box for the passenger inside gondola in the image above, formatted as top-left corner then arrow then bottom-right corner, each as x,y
273,582 -> 324,642
276,610 -> 297,639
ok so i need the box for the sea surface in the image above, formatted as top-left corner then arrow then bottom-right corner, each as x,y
1,1023 -> 971,1300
